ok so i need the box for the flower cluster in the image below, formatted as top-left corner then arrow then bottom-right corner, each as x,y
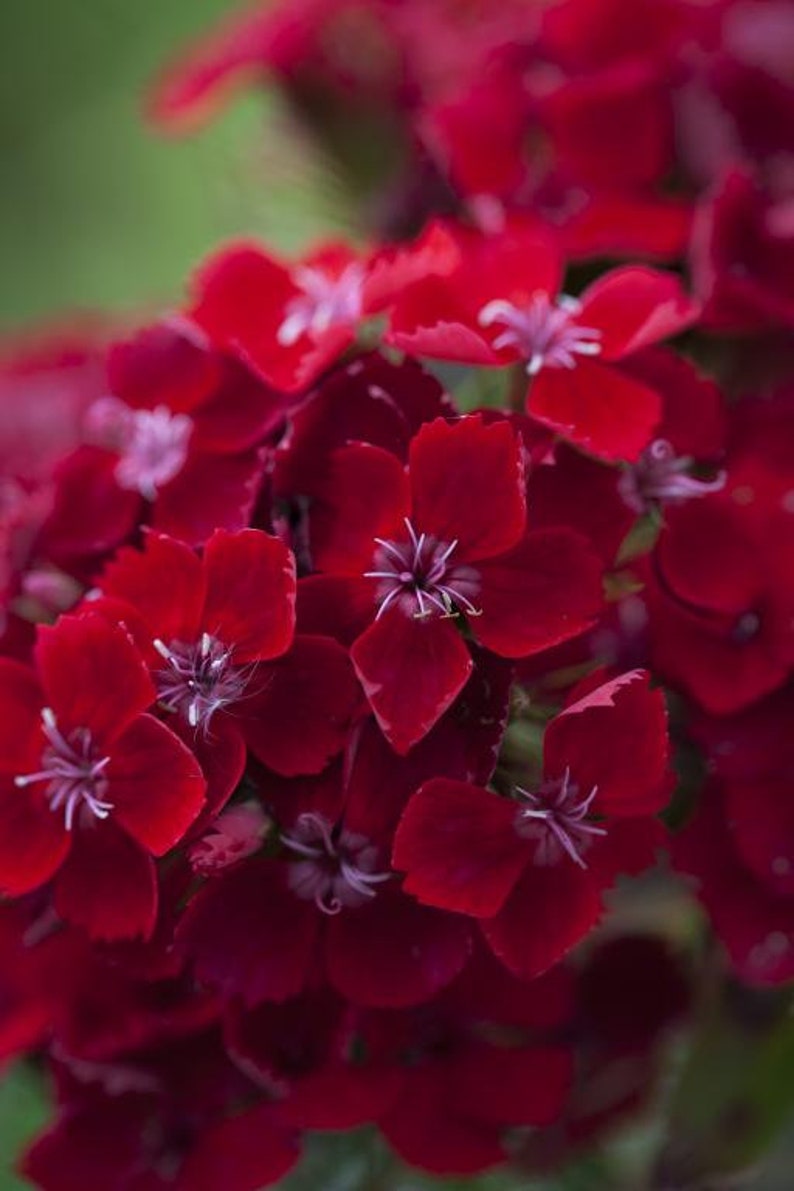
2,0 -> 794,1186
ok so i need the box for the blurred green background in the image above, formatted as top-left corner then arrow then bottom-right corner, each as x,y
0,0 -> 350,333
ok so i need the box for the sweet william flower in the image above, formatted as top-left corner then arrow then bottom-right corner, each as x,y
393,671 -> 670,978
302,413 -> 603,752
95,528 -> 359,795
0,613 -> 206,939
387,222 -> 699,461
188,222 -> 459,394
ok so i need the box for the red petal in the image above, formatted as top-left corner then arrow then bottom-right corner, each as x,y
177,859 -> 318,1005
473,529 -> 603,657
35,614 -> 155,745
450,1042 -> 573,1126
543,671 -> 670,817
107,319 -> 221,413
54,822 -> 157,940
578,265 -> 700,360
0,778 -> 69,895
179,1105 -> 300,1191
409,415 -> 526,562
657,501 -> 762,615
189,242 -> 350,392
100,532 -> 206,645
0,659 -> 44,773
380,1065 -> 505,1175
109,714 -> 206,855
528,357 -> 661,462
241,635 -> 359,775
310,443 -> 410,574
153,445 -> 265,546
394,779 -> 528,917
482,861 -> 604,979
202,528 -> 296,663
326,890 -> 471,1007
351,610 -> 473,754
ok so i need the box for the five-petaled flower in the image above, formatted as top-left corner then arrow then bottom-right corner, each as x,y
0,613 -> 206,939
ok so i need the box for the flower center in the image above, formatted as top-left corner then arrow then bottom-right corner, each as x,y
277,263 -> 365,346
618,439 -> 727,514
478,293 -> 602,376
85,397 -> 193,501
514,768 -> 606,868
364,517 -> 481,621
14,707 -> 113,831
153,632 -> 249,731
281,812 -> 391,915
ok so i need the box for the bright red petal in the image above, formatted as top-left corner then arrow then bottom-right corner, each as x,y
578,265 -> 700,360
109,714 -> 206,855
473,529 -> 603,658
310,443 -> 410,574
35,614 -> 156,745
202,528 -> 296,663
351,610 -> 473,754
528,358 -> 661,462
543,671 -> 670,817
393,779 -> 528,917
0,659 -> 44,774
99,532 -> 206,645
0,778 -> 69,896
54,822 -> 157,940
409,415 -> 526,562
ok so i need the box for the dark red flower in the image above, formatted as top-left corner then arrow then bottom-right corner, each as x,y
0,613 -> 206,938
301,413 -> 603,751
394,671 -> 669,977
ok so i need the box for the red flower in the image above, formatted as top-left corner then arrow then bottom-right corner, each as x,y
177,718 -> 480,1008
0,613 -> 206,938
188,224 -> 458,394
388,223 -> 699,460
96,528 -> 358,785
394,671 -> 669,977
302,413 -> 603,752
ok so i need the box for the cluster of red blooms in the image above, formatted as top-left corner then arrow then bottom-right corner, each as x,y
1,0 -> 793,1186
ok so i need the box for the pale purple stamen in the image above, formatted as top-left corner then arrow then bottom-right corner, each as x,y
14,707 -> 113,831
281,811 -> 391,915
618,438 -> 727,515
364,517 -> 481,621
153,632 -> 250,731
86,396 -> 193,501
515,768 -> 606,869
277,263 -> 365,347
478,292 -> 602,376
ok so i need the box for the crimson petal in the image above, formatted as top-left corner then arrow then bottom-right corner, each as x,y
351,609 -> 473,754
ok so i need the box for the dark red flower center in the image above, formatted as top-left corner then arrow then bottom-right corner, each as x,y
478,292 -> 602,375
281,811 -> 391,915
153,632 -> 249,730
14,707 -> 113,831
365,517 -> 481,620
514,768 -> 606,868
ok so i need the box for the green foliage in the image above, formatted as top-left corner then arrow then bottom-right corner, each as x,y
0,1064 -> 48,1190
